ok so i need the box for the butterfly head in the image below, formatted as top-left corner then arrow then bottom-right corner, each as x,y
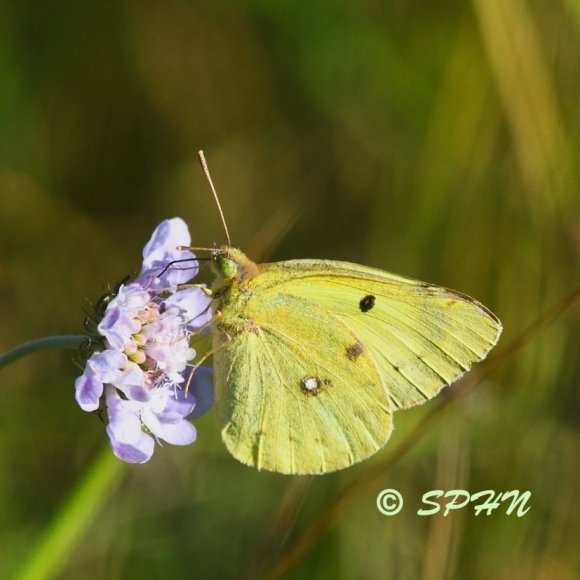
212,247 -> 258,282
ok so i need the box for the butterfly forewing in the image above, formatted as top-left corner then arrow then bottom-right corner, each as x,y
249,260 -> 502,411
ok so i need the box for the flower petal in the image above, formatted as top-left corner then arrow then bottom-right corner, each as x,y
98,307 -> 136,350
107,425 -> 155,464
88,350 -> 127,382
141,405 -> 164,438
158,388 -> 196,421
139,218 -> 198,288
165,287 -> 213,328
159,420 -> 197,446
106,387 -> 143,444
187,366 -> 214,419
115,365 -> 150,402
113,285 -> 150,311
74,367 -> 103,412
142,218 -> 191,262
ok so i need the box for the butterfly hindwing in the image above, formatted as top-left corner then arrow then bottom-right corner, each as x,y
214,292 -> 392,474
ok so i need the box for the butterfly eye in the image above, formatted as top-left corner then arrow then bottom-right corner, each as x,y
215,254 -> 239,279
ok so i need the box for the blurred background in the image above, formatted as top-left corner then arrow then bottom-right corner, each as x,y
0,1 -> 579,578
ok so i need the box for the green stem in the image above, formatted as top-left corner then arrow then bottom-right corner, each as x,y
0,336 -> 88,370
1,334 -> 120,578
15,447 -> 124,580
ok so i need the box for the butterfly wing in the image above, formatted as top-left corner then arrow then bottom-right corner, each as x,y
246,259 -> 502,411
213,292 -> 392,474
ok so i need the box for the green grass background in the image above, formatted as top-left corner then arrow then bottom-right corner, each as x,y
0,1 -> 578,578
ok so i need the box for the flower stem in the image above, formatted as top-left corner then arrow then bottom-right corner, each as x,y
0,335 -> 88,370
15,447 -> 124,580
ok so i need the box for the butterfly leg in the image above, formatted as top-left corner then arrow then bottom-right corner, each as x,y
180,283 -> 213,297
183,313 -> 232,395
183,337 -> 231,395
189,305 -> 220,338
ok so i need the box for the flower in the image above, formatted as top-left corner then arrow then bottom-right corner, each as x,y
75,218 -> 214,463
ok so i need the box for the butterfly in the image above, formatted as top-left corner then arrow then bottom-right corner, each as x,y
192,151 -> 501,475
207,246 -> 502,475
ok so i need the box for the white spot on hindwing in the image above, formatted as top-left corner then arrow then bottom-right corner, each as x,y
302,376 -> 319,392
300,375 -> 332,396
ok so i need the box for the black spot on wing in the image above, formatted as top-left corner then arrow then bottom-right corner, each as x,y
359,294 -> 376,313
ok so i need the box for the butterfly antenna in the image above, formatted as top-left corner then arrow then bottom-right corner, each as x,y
198,150 -> 231,247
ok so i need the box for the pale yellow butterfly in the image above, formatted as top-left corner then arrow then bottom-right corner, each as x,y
195,152 -> 502,475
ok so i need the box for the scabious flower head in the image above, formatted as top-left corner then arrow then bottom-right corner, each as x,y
75,218 -> 213,463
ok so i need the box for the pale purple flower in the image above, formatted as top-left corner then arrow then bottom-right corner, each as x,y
75,218 -> 214,463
